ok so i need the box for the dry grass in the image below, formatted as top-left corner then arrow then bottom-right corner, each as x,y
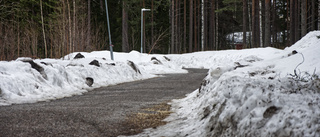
120,102 -> 172,136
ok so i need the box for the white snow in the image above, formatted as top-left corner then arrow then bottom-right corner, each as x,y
0,50 -> 191,106
126,31 -> 320,137
1,31 -> 320,136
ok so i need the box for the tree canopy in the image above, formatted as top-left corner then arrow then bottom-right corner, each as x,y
0,0 -> 319,61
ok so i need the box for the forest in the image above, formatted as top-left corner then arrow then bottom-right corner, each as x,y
0,0 -> 319,61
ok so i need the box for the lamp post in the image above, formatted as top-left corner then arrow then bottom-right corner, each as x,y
104,0 -> 114,60
141,8 -> 150,53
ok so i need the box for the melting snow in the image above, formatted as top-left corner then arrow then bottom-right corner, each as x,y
127,31 -> 320,137
1,31 -> 320,136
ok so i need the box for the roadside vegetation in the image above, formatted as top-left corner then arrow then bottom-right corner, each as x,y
121,102 -> 171,135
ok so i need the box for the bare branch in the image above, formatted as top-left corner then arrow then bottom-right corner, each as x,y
148,29 -> 168,54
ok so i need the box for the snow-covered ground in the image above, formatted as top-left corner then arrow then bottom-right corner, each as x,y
0,49 -> 190,105
0,31 -> 320,136
127,31 -> 320,137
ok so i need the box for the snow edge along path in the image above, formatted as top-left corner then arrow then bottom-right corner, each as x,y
0,49 -> 195,106
0,56 -> 156,106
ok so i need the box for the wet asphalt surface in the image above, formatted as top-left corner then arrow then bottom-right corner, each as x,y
0,69 -> 208,137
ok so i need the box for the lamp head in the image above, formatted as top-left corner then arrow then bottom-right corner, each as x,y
142,8 -> 151,12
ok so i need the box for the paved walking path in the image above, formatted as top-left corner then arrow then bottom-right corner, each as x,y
0,69 -> 207,137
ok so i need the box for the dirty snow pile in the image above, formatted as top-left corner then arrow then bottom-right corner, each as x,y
0,56 -> 151,106
0,43 -> 200,106
129,31 -> 320,137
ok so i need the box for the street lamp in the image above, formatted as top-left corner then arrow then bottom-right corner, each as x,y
104,0 -> 114,60
141,8 -> 150,53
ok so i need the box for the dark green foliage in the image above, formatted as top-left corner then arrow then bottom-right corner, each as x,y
0,0 -> 319,61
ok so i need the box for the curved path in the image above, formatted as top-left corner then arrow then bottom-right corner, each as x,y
0,69 -> 207,137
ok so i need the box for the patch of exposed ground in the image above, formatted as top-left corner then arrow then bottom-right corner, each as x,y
120,102 -> 171,136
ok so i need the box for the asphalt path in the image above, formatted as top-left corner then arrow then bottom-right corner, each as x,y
0,69 -> 208,137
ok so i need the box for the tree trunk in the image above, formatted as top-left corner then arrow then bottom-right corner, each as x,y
62,0 -> 66,56
252,0 -> 260,48
261,0 -> 265,47
215,1 -> 219,50
175,0 -> 179,53
290,0 -> 296,45
311,0 -> 315,31
210,0 -> 215,50
295,0 -> 300,41
40,0 -> 47,58
198,0 -> 201,50
301,0 -> 307,37
87,0 -> 91,50
189,0 -> 193,52
178,0 -> 181,53
273,0 -> 278,47
203,0 -> 208,51
194,0 -> 198,51
248,0 -> 252,48
73,0 -> 76,52
67,0 -> 72,53
265,0 -> 271,47
243,0 -> 248,48
81,14 -> 85,51
318,0 -> 320,30
50,29 -> 53,58
122,1 -> 129,52
100,0 -> 104,15
171,0 -> 175,54
17,19 -> 20,57
184,0 -> 187,53
0,24 -> 2,60
201,0 -> 204,51
151,0 -> 154,53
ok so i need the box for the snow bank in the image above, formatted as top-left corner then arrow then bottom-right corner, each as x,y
128,32 -> 320,136
0,56 -> 153,105
0,48 -> 192,106
0,48 -> 197,106
70,50 -> 189,74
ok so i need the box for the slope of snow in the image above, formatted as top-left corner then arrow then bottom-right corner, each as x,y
127,31 -> 320,136
0,50 -> 190,106
0,57 -> 152,105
